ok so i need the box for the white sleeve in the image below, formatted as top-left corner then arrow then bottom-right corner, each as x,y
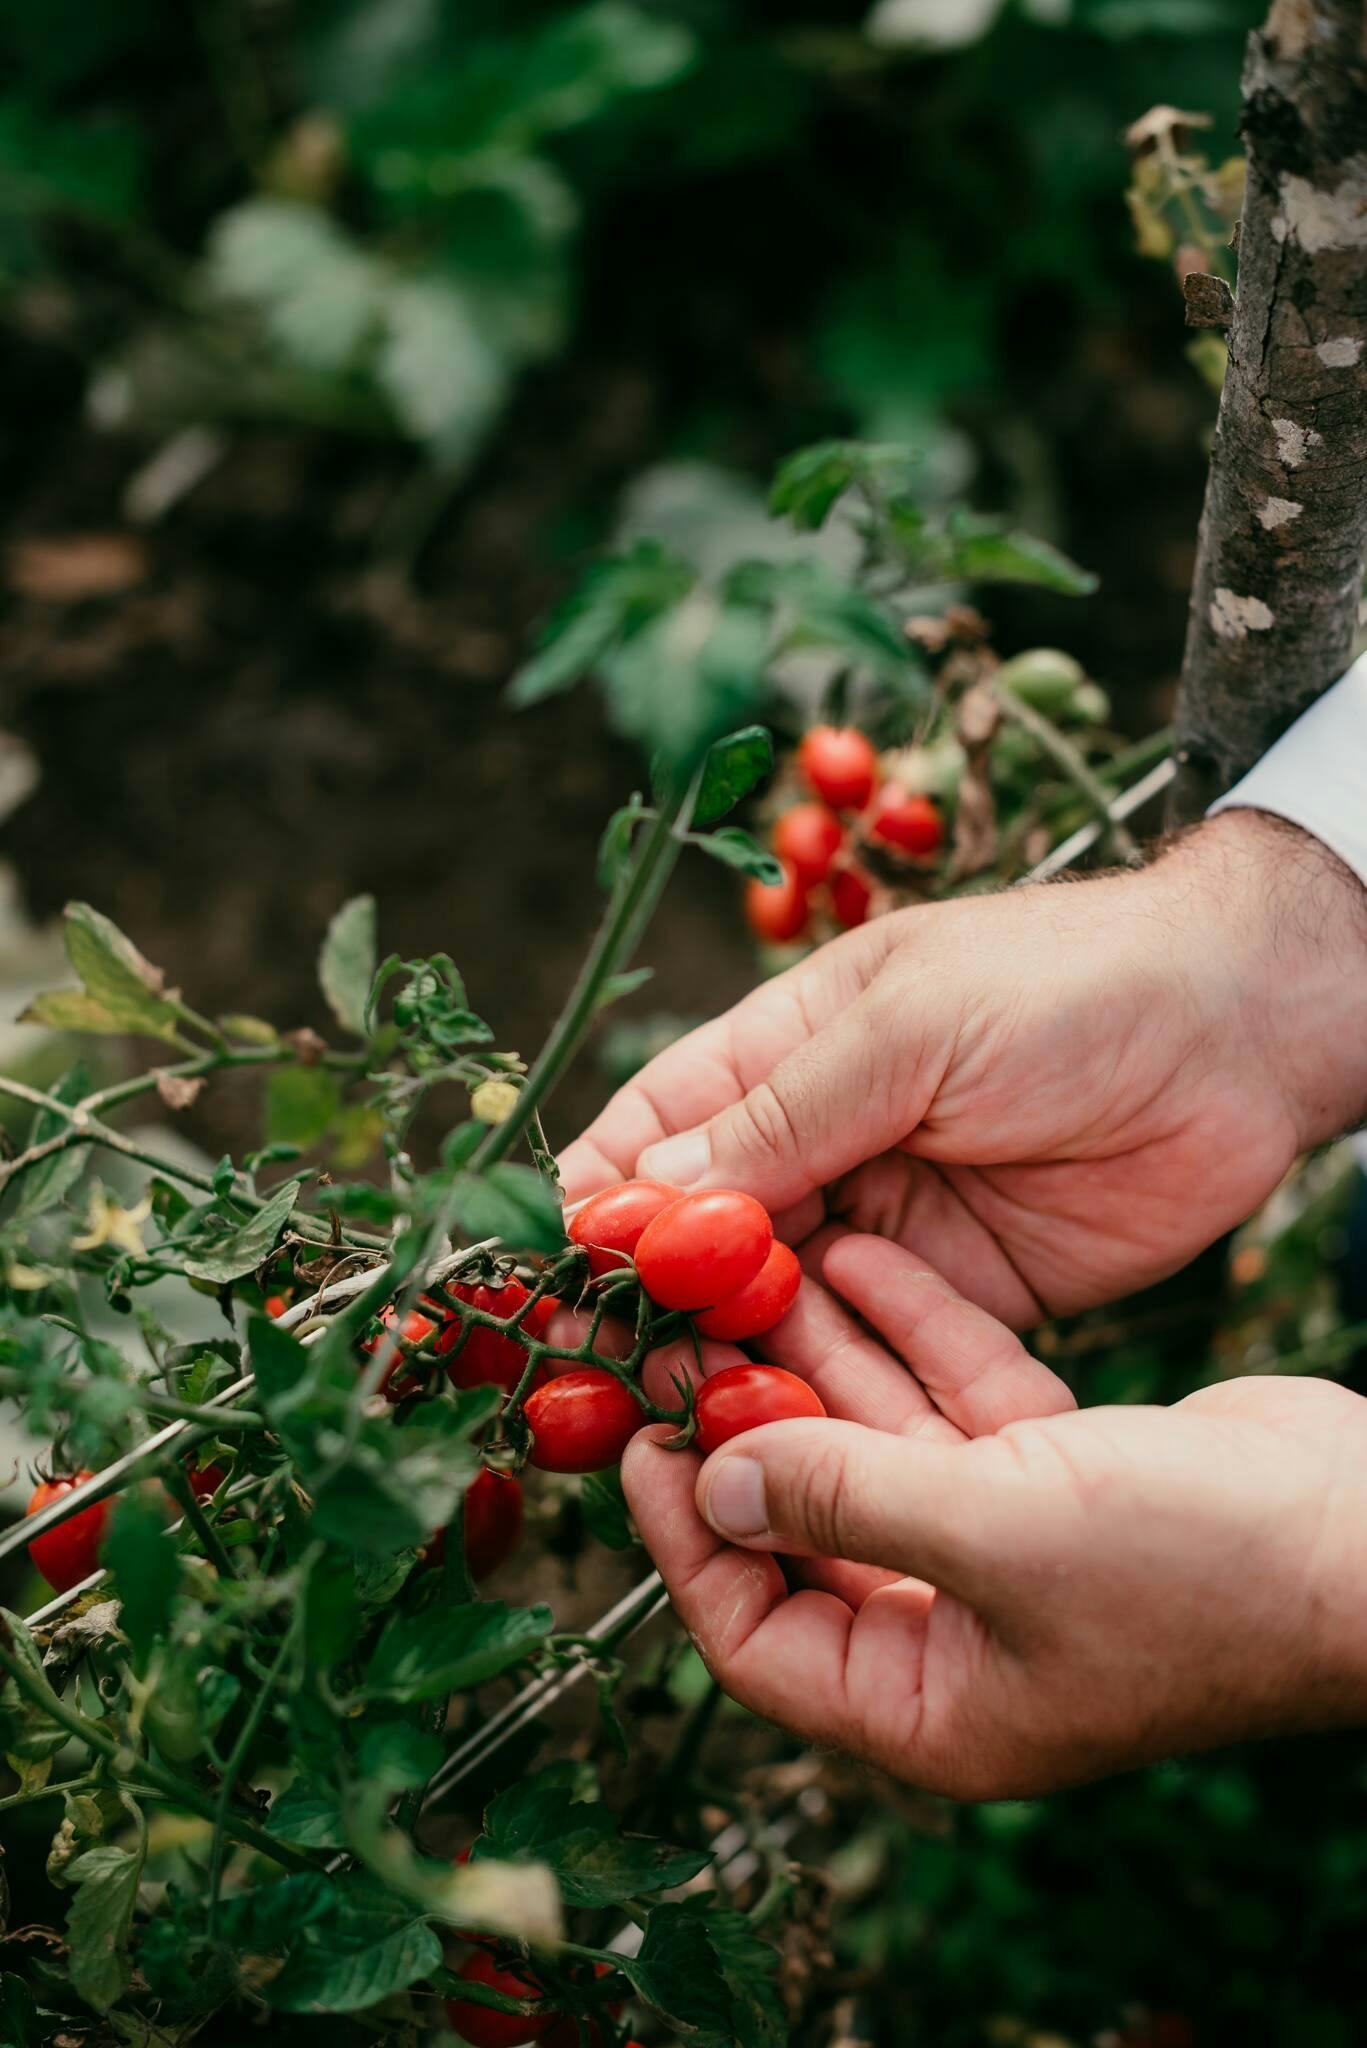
1207,651 -> 1367,886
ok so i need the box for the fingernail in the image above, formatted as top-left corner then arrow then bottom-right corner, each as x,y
639,1130 -> 711,1188
702,1456 -> 767,1539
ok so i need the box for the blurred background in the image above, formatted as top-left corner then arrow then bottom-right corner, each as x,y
15,6 -> 1367,2047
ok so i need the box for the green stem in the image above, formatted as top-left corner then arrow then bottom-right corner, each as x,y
994,683 -> 1138,861
163,1470 -> 239,1581
473,791 -> 693,1174
207,1610 -> 302,1930
0,1367 -> 267,1434
0,1638 -> 313,1875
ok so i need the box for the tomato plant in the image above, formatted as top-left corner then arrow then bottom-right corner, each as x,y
695,1366 -> 829,1456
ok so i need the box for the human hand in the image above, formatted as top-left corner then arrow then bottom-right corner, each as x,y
621,1234 -> 1367,1798
563,811 -> 1367,1323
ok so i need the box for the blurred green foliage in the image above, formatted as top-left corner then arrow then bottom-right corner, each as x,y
0,0 -> 1259,480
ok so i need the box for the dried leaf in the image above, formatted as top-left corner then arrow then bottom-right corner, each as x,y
155,1071 -> 205,1111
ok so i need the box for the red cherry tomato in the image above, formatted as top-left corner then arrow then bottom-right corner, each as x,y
829,861 -> 874,929
634,1190 -> 773,1311
26,1474 -> 112,1593
771,803 -> 844,887
445,1952 -> 557,2047
694,1365 -> 827,1456
439,1280 -> 553,1394
525,1371 -> 642,1474
867,787 -> 944,858
744,861 -> 809,944
428,1469 -> 524,1580
264,1293 -> 290,1318
568,1179 -> 682,1279
363,1302 -> 440,1403
185,1460 -> 227,1503
798,726 -> 879,812
694,1240 -> 801,1341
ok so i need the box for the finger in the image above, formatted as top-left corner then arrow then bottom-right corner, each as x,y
693,1415 -> 1009,1597
758,1274 -> 961,1441
820,1236 -> 1074,1434
634,975 -> 931,1216
826,1152 -> 1044,1328
559,922 -> 895,1202
621,1428 -> 927,1758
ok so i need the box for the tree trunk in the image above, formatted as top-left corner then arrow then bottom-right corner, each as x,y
1170,0 -> 1367,823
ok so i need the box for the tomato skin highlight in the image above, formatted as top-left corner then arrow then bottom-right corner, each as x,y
867,787 -> 944,858
634,1190 -> 773,1311
771,803 -> 844,887
744,861 -> 809,944
525,1370 -> 643,1473
798,726 -> 879,812
26,1473 -> 112,1592
694,1365 -> 827,1456
568,1179 -> 681,1279
439,1280 -> 553,1394
830,861 -> 875,929
694,1241 -> 802,1341
445,1952 -> 557,2047
429,1469 -> 524,1580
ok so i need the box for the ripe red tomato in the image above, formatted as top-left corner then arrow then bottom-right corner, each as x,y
694,1240 -> 801,1341
185,1460 -> 227,1503
867,787 -> 944,858
694,1365 -> 827,1456
798,726 -> 879,812
264,1293 -> 290,1318
445,1952 -> 557,2047
568,1179 -> 682,1279
634,1190 -> 773,1311
744,861 -> 809,945
829,861 -> 874,929
525,1371 -> 643,1474
363,1302 -> 440,1403
439,1280 -> 554,1394
771,803 -> 844,887
26,1474 -> 112,1593
428,1469 -> 524,1580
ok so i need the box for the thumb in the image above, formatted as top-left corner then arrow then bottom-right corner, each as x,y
636,978 -> 916,1211
695,1417 -> 1010,1600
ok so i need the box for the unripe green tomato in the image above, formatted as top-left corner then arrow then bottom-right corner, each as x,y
996,647 -> 1086,713
991,725 -> 1040,781
891,738 -> 965,801
1068,680 -> 1112,726
145,1677 -> 202,1763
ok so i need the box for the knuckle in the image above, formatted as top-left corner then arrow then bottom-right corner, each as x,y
789,1439 -> 856,1557
735,1078 -> 804,1167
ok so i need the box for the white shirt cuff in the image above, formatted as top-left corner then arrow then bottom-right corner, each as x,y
1207,651 -> 1367,887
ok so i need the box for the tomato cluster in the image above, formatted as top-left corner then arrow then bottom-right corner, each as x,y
569,1182 -> 801,1340
746,723 -> 945,946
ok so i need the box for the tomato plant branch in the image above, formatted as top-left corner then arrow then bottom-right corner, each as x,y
993,682 -> 1137,860
206,1597 -> 305,1932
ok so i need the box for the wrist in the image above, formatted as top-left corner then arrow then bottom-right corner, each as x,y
1150,808 -> 1367,1149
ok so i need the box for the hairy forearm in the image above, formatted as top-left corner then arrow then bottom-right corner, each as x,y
1152,808 -> 1367,1148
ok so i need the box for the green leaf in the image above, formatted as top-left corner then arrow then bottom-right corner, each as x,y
693,726 -> 774,826
267,1066 -> 343,1149
66,1844 -> 144,2013
206,198 -> 382,374
769,439 -> 921,530
479,1771 -> 707,1907
266,1774 -> 350,1850
692,828 -> 783,885
451,1164 -> 565,1254
0,1611 -> 69,1764
265,1887 -> 441,2014
0,1972 -> 42,2047
581,1467 -> 636,1550
594,966 -> 654,1013
509,542 -> 695,707
622,1896 -> 785,2047
22,904 -> 187,1046
938,512 -> 1098,596
181,1176 -> 301,1284
362,1600 -> 553,1704
597,801 -> 647,889
319,895 -> 377,1037
601,595 -> 771,773
9,1061 -> 89,1222
378,274 -> 509,460
103,1493 -> 178,1672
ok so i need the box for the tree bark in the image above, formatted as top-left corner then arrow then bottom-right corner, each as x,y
1170,0 -> 1367,822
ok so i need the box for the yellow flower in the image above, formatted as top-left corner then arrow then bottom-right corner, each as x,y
72,1189 -> 152,1257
